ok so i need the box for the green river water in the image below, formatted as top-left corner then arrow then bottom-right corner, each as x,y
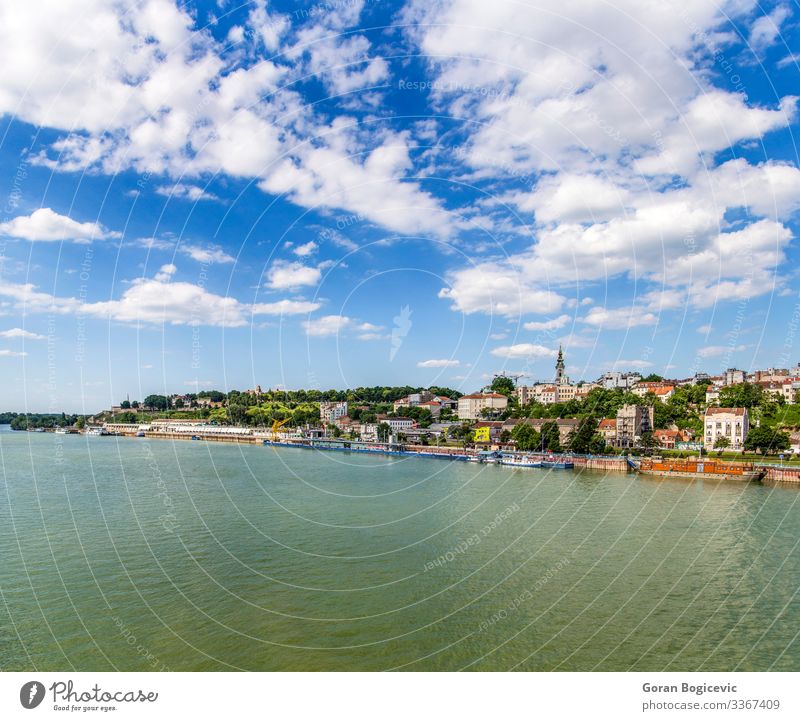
1,428 -> 798,671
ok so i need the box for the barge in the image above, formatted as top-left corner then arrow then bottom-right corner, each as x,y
634,457 -> 764,482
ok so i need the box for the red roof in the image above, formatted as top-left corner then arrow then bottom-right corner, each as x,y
598,419 -> 617,429
705,407 -> 746,416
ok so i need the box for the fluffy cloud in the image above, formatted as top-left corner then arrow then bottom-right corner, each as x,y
0,1 -> 451,237
266,261 -> 322,289
417,359 -> 461,367
412,1 -> 799,320
582,306 -> 659,329
155,183 -> 219,202
0,350 -> 27,357
523,315 -> 571,332
439,262 -> 565,316
302,314 -> 352,337
698,344 -> 749,358
0,208 -> 118,243
490,343 -> 557,359
0,270 -> 320,328
180,245 -> 236,264
301,315 -> 382,337
292,241 -> 318,257
0,328 -> 46,339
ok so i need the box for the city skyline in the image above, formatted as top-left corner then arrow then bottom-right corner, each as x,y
1,1 -> 800,411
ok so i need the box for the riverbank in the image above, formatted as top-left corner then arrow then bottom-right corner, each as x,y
24,424 -> 800,485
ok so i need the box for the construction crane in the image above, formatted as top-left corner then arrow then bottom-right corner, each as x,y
271,417 -> 291,441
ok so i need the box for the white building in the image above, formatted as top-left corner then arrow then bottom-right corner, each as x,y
723,368 -> 746,386
380,417 -> 415,432
704,407 -> 749,450
320,401 -> 348,424
457,393 -> 508,420
601,371 -> 641,389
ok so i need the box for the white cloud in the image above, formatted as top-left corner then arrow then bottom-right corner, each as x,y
155,183 -> 219,201
439,262 -> 565,317
582,307 -> 659,329
0,350 -> 27,357
490,343 -> 557,359
180,244 -> 235,264
302,314 -> 352,337
0,328 -> 45,340
266,261 -> 321,289
300,316 -> 382,337
417,359 -> 461,368
252,299 -> 321,315
0,269 -> 320,328
0,208 -> 118,243
523,314 -> 571,331
749,5 -> 791,52
608,359 -> 655,369
292,241 -> 318,257
698,344 -> 749,358
0,1 -> 452,238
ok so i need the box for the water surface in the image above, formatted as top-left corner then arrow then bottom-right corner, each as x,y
1,431 -> 798,671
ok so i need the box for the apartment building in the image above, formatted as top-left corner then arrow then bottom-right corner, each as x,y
704,407 -> 749,450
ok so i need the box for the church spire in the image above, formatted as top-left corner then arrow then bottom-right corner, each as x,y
555,345 -> 565,384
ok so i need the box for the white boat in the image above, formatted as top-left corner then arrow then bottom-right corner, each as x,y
86,427 -> 108,436
499,454 -> 542,468
54,428 -> 68,434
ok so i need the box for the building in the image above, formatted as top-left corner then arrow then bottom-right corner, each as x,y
598,418 -> 617,444
503,417 -> 581,446
457,393 -> 508,420
377,416 -> 416,433
653,429 -> 693,449
615,404 -> 654,448
601,371 -> 641,389
704,407 -> 749,450
705,387 -> 721,405
417,400 -> 442,418
554,345 -> 568,385
474,421 -> 504,443
632,382 -> 675,400
320,401 -> 348,424
723,368 -> 746,386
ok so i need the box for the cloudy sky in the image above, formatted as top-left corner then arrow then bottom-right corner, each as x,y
1,0 -> 800,410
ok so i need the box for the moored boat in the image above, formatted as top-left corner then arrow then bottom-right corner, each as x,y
635,456 -> 764,482
499,454 -> 542,468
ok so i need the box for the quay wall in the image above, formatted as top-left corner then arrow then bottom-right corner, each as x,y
762,466 -> 800,485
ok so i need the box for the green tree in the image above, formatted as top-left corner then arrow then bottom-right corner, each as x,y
490,375 -> 516,396
120,400 -> 131,409
511,422 -> 540,451
638,431 -> 657,453
144,394 -> 169,411
540,421 -> 562,452
718,382 -> 764,409
713,436 -> 730,451
744,426 -> 791,454
376,422 -> 392,442
566,416 -> 598,454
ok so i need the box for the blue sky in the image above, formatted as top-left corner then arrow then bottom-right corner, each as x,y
2,0 -> 800,411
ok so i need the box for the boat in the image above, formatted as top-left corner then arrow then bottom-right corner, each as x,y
135,431 -> 145,437
85,427 -> 108,436
541,456 -> 574,469
634,456 -> 764,482
54,427 -> 68,435
499,454 -> 542,468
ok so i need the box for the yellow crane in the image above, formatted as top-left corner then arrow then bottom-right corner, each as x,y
271,417 -> 291,441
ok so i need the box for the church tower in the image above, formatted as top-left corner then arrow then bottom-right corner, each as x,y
555,345 -> 566,385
